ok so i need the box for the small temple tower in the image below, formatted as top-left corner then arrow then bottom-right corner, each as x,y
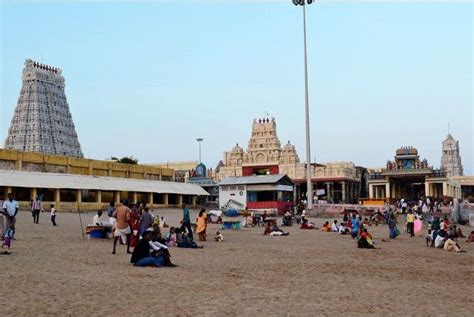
440,134 -> 463,177
4,59 -> 83,157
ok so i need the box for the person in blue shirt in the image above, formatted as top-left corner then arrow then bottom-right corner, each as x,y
179,204 -> 193,240
351,214 -> 359,239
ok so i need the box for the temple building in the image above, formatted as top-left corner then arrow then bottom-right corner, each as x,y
216,118 -> 365,204
440,134 -> 463,177
368,146 -> 461,201
4,59 -> 83,157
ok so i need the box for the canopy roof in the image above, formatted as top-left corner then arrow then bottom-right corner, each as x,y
219,174 -> 293,186
0,170 -> 209,196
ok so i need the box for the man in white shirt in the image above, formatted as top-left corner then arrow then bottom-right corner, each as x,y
2,193 -> 19,238
434,233 -> 446,248
92,210 -> 103,226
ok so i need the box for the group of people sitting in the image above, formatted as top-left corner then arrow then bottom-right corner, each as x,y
425,219 -> 470,252
263,221 -> 289,236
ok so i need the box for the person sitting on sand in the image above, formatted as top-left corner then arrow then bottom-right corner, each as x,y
357,229 -> 375,249
322,221 -> 331,232
300,218 -> 316,230
443,238 -> 465,253
215,231 -> 224,242
175,228 -> 203,248
465,231 -> 474,243
425,229 -> 436,247
264,222 -> 289,236
130,228 -> 175,267
338,223 -> 348,235
434,231 -> 447,249
92,210 -> 103,226
455,227 -> 465,239
331,220 -> 338,232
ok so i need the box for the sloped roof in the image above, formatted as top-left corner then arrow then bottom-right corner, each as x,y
0,170 -> 209,196
218,174 -> 293,186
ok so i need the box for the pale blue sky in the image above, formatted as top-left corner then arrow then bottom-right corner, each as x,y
1,1 -> 472,174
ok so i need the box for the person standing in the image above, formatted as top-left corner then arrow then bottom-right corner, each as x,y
2,193 -> 18,239
0,199 -> 6,238
31,196 -> 42,224
139,207 -> 153,236
179,204 -> 193,240
406,210 -> 415,237
50,204 -> 57,226
112,200 -> 132,255
107,201 -> 116,226
196,208 -> 207,241
388,214 -> 399,239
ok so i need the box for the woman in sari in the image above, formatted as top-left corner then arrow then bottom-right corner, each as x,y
196,208 -> 207,241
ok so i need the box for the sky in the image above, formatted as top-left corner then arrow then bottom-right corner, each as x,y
1,0 -> 472,174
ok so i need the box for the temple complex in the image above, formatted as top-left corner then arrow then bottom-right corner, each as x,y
368,146 -> 461,201
4,59 -> 83,157
216,118 -> 365,203
441,134 -> 463,177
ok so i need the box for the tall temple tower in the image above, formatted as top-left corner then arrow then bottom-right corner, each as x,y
4,59 -> 83,157
440,134 -> 463,177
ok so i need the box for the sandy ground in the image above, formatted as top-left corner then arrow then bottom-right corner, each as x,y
1,208 -> 473,316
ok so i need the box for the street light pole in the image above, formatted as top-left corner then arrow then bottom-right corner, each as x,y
196,138 -> 204,163
293,0 -> 313,211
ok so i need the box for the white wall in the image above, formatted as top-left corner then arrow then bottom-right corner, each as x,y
219,185 -> 247,210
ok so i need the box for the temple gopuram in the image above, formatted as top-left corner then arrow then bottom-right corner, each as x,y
216,118 -> 367,203
368,146 -> 461,201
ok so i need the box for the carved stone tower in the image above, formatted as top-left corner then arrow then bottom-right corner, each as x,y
440,134 -> 463,177
4,59 -> 83,157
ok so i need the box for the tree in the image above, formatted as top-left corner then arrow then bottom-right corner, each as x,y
110,156 -> 138,165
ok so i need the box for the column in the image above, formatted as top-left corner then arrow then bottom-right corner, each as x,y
97,190 -> 102,204
76,189 -> 82,204
326,183 -> 331,201
164,193 -> 169,207
424,182 -> 430,197
147,193 -> 153,206
385,182 -> 391,200
391,183 -> 396,199
114,191 -> 121,204
30,188 -> 37,200
132,192 -> 138,204
442,182 -> 448,197
54,189 -> 60,209
341,181 -> 346,203
178,194 -> 183,206
192,196 -> 197,206
369,184 -> 374,199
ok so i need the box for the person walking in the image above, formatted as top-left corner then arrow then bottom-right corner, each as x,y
388,214 -> 399,239
179,204 -> 193,240
50,204 -> 57,226
31,196 -> 42,224
2,193 -> 19,239
112,200 -> 132,255
406,210 -> 415,237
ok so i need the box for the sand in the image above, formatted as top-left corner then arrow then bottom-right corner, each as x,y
1,208 -> 473,316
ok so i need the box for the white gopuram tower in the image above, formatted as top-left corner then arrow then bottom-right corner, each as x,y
4,59 -> 83,158
440,134 -> 463,177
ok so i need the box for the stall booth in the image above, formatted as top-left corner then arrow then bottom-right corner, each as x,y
218,174 -> 294,215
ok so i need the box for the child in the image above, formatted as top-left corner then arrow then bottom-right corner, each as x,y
215,231 -> 224,242
50,204 -> 57,226
166,227 -> 177,247
3,224 -> 14,252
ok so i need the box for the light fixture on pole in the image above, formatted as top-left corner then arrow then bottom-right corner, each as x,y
292,0 -> 314,211
196,138 -> 204,163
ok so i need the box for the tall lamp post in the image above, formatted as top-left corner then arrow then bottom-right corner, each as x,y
293,0 -> 314,211
196,138 -> 204,163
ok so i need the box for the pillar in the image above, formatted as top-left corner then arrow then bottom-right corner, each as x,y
114,191 -> 121,204
341,181 -> 346,203
178,194 -> 183,206
424,182 -> 430,197
369,184 -> 374,199
385,182 -> 391,200
326,183 -> 331,201
442,182 -> 448,197
97,190 -> 102,204
147,192 -> 153,206
132,192 -> 138,204
30,188 -> 37,200
164,193 -> 169,206
192,196 -> 197,206
76,189 -> 82,203
54,189 -> 60,208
